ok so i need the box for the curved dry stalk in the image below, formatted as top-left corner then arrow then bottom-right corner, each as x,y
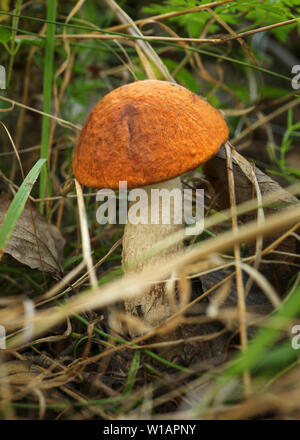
74,179 -> 97,289
224,142 -> 250,392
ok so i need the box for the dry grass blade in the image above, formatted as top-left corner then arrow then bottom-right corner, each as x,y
104,0 -> 174,82
230,149 -> 264,296
42,18 -> 298,45
239,263 -> 280,308
224,142 -> 250,392
2,200 -> 300,347
74,179 -> 97,289
0,96 -> 81,131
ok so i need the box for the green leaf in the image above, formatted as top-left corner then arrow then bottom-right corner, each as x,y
0,25 -> 10,44
0,158 -> 47,252
163,58 -> 200,93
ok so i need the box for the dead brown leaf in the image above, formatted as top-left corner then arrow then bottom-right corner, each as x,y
0,193 -> 65,276
203,147 -> 300,294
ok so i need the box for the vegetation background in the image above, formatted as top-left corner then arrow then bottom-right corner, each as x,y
0,0 -> 299,420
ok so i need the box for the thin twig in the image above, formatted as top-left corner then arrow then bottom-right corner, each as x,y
106,0 -> 234,32
34,18 -> 298,44
0,96 -> 81,131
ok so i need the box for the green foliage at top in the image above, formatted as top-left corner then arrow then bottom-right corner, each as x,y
267,108 -> 300,182
143,0 -> 300,41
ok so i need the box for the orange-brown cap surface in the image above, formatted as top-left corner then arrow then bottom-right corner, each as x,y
73,80 -> 229,189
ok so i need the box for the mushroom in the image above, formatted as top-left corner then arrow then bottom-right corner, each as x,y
72,80 -> 228,331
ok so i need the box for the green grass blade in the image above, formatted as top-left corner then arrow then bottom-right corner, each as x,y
123,350 -> 141,395
7,0 -> 22,87
39,0 -> 57,213
0,158 -> 47,253
223,283 -> 300,378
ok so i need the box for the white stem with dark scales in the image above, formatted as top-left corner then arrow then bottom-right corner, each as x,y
122,177 -> 184,329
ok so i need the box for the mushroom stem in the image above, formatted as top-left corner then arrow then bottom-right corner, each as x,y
122,177 -> 184,329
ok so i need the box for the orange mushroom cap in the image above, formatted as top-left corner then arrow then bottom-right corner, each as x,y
72,80 -> 229,189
